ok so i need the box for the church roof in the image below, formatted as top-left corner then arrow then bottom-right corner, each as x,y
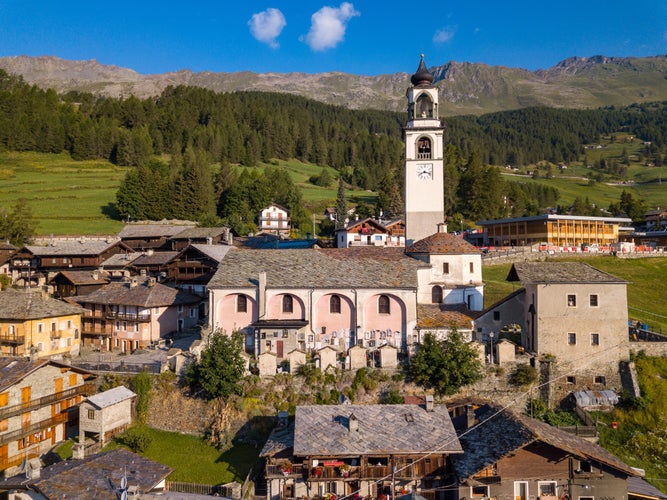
405,231 -> 480,255
208,247 -> 422,289
410,54 -> 434,87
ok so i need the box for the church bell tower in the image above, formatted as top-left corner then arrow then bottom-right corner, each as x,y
404,55 -> 445,245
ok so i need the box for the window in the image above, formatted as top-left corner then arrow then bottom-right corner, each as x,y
431,286 -> 443,304
591,333 -> 600,346
237,295 -> 247,313
38,323 -> 43,333
594,375 -> 606,385
538,481 -> 557,498
282,295 -> 293,313
567,376 -> 576,384
178,304 -> 184,313
469,262 -> 474,273
9,325 -> 15,335
88,409 -> 95,420
567,294 -> 577,307
589,294 -> 599,307
37,342 -> 43,352
330,295 -> 341,314
443,262 -> 450,274
493,311 -> 500,321
471,486 -> 489,498
378,295 -> 390,314
67,320 -> 72,329
568,333 -> 577,345
51,322 -> 56,332
190,308 -> 196,318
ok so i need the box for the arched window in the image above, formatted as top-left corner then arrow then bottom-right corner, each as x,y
237,295 -> 247,313
431,286 -> 443,304
330,295 -> 341,314
378,295 -> 391,314
416,94 -> 433,118
282,295 -> 293,313
417,137 -> 432,159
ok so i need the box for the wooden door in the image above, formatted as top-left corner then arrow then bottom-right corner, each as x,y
277,340 -> 284,358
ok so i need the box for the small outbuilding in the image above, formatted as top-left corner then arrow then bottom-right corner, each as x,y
348,345 -> 367,370
317,345 -> 338,371
77,385 -> 136,449
258,351 -> 278,377
287,349 -> 306,374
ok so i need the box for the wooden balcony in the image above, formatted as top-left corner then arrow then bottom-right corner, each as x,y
0,335 -> 25,346
0,449 -> 40,471
0,383 -> 96,421
0,412 -> 69,446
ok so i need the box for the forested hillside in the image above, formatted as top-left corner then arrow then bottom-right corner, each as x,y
1,68 -> 667,235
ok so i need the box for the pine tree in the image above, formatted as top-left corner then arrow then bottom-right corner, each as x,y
335,177 -> 348,228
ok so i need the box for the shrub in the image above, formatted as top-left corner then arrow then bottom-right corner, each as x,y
119,426 -> 153,453
509,364 -> 538,386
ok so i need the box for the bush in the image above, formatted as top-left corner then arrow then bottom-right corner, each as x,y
509,364 -> 538,386
119,426 -> 153,453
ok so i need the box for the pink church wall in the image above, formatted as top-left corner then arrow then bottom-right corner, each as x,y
363,294 -> 405,335
267,293 -> 305,320
217,293 -> 257,334
314,294 -> 354,333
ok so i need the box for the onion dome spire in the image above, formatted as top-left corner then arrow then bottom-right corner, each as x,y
410,54 -> 434,86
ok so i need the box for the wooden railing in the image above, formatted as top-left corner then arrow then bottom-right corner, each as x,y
0,335 -> 25,345
0,383 -> 96,420
0,413 -> 69,446
0,449 -> 40,471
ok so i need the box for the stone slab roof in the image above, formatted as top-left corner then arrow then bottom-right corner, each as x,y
0,358 -> 93,393
0,449 -> 171,499
74,280 -> 201,308
452,403 -> 637,479
406,232 -> 480,255
0,288 -> 84,320
293,404 -> 462,456
209,247 -> 423,289
170,226 -> 229,239
102,251 -> 142,268
188,243 -> 233,262
628,476 -> 667,500
508,262 -> 627,284
24,240 -> 122,256
119,222 -> 196,238
260,420 -> 295,458
50,270 -> 110,285
132,251 -> 179,266
86,385 -> 136,409
416,304 -> 478,329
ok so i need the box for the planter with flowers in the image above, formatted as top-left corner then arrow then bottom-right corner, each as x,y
338,463 -> 351,478
312,466 -> 323,478
280,462 -> 293,476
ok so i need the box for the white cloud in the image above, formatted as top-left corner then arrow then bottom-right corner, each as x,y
301,2 -> 360,52
433,26 -> 456,44
248,8 -> 287,49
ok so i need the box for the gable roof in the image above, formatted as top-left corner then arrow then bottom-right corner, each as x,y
170,226 -> 230,240
181,243 -> 232,262
451,403 -> 638,479
0,288 -> 84,320
23,240 -> 129,257
131,251 -> 179,266
208,247 -> 423,289
49,270 -> 110,286
85,385 -> 136,409
507,262 -> 627,284
101,251 -> 142,268
406,231 -> 480,255
336,218 -> 389,234
73,280 -> 201,307
293,404 -> 462,456
0,358 -> 93,393
118,222 -> 196,239
2,449 -> 172,499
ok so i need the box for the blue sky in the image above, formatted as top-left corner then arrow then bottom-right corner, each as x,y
1,1 -> 666,75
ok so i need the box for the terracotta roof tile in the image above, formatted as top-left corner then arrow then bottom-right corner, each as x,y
406,232 -> 480,255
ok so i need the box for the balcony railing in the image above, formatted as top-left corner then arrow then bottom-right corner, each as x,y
0,412 -> 69,446
0,335 -> 25,346
0,383 -> 96,421
0,449 -> 40,471
105,311 -> 151,322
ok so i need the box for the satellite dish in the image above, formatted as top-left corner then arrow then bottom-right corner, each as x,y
120,473 -> 127,490
121,490 -> 128,500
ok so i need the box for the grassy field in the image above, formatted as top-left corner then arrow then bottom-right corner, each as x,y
104,426 -> 259,484
483,256 -> 667,333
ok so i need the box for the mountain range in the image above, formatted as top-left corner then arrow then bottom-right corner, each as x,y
1,55 -> 667,116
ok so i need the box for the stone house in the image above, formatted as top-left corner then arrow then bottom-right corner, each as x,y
74,277 -> 202,352
0,288 -> 84,359
0,358 -> 95,475
260,399 -> 462,500
335,218 -> 405,248
450,401 -> 645,500
76,385 -> 136,450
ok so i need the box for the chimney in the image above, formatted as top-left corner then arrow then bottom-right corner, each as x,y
92,271 -> 99,281
348,413 -> 358,433
129,277 -> 138,288
465,404 -> 476,429
425,395 -> 434,412
437,223 -> 448,233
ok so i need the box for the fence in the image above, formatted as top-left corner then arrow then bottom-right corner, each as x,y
69,360 -> 163,374
166,480 -> 240,497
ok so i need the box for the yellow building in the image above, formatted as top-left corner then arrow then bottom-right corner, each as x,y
476,214 -> 632,248
0,288 -> 83,358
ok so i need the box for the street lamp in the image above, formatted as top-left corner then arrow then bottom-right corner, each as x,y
489,332 -> 495,365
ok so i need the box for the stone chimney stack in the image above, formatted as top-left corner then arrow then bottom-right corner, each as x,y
465,404 -> 476,429
259,272 -> 267,318
425,395 -> 434,412
348,413 -> 358,433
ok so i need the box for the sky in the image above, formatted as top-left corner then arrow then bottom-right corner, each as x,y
0,1 -> 666,76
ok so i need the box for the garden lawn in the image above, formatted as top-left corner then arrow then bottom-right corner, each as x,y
111,426 -> 260,485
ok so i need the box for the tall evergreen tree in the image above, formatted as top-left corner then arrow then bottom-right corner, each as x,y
335,177 -> 348,228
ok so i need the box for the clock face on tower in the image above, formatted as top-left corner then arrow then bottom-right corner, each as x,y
417,163 -> 433,180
